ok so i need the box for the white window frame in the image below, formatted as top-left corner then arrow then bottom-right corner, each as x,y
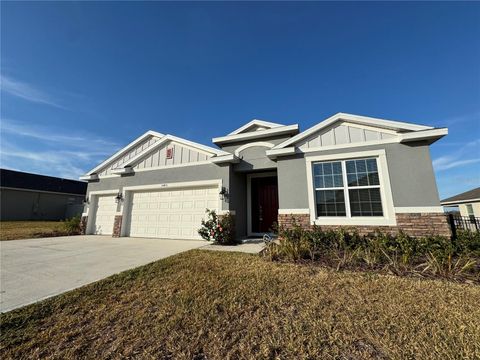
305,149 -> 396,226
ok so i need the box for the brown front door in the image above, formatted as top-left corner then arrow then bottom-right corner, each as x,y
251,176 -> 279,233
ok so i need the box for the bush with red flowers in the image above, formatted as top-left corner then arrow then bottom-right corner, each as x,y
198,209 -> 237,245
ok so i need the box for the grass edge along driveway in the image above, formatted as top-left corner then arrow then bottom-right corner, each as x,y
1,250 -> 479,359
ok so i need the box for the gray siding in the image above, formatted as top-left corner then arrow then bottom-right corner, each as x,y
277,155 -> 309,209
220,134 -> 293,154
219,134 -> 294,173
228,169 -> 247,238
277,142 -> 441,209
0,188 -> 84,221
233,146 -> 278,172
87,163 -> 231,211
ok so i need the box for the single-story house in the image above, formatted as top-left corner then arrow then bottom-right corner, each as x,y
441,187 -> 480,217
0,169 -> 87,221
80,113 -> 451,239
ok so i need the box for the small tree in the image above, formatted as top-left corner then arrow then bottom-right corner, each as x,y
198,209 -> 237,245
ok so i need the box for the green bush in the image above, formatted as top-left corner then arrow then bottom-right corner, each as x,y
455,230 -> 480,256
62,215 -> 81,235
269,223 -> 479,282
198,209 -> 237,245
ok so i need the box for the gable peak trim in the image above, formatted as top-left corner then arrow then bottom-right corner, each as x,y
85,130 -> 164,175
228,119 -> 285,135
273,113 -> 436,150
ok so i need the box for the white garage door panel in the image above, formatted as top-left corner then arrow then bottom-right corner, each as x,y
128,186 -> 218,239
92,195 -> 116,235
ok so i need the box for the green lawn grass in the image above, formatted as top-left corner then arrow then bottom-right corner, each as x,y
0,221 -> 66,241
1,250 -> 479,359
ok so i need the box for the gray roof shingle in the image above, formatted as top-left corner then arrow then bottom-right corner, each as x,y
441,187 -> 480,204
0,169 -> 87,195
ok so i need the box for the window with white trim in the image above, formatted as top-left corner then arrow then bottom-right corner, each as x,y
313,157 -> 384,218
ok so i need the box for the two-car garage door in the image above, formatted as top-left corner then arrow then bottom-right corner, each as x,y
127,185 -> 219,240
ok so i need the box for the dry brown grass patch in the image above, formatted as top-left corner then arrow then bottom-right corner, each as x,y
0,221 -> 67,241
1,250 -> 479,359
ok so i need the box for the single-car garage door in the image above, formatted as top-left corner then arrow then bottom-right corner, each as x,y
91,195 -> 116,235
128,185 -> 219,239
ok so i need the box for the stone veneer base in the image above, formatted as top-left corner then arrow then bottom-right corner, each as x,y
112,215 -> 123,237
278,213 -> 451,238
80,216 -> 88,235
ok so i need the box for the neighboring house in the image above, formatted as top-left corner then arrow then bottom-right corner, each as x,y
80,113 -> 451,239
441,187 -> 480,217
0,169 -> 87,221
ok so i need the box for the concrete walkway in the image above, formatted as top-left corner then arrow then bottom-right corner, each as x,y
0,235 -> 205,312
201,238 -> 265,254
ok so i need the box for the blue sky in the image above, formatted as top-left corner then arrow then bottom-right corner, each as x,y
1,1 -> 479,199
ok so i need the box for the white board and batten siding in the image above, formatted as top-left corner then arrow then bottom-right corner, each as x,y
297,123 -> 396,150
91,195 -> 117,235
98,135 -> 160,176
133,141 -> 211,170
127,185 -> 219,240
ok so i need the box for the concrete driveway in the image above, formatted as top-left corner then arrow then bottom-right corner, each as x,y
0,235 -> 206,312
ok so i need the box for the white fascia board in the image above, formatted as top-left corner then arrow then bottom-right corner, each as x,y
441,198 -> 480,206
278,209 -> 310,214
166,134 -> 229,156
399,128 -> 448,143
395,206 -> 444,213
273,113 -> 433,150
336,113 -> 433,132
210,154 -> 240,164
86,130 -> 164,175
111,167 -> 134,175
79,174 -> 99,181
213,124 -> 299,145
265,147 -> 296,158
228,119 -> 285,135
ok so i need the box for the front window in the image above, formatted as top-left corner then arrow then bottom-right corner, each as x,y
466,204 -> 474,216
313,157 -> 384,218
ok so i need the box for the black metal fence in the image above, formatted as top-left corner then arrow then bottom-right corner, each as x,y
447,214 -> 480,238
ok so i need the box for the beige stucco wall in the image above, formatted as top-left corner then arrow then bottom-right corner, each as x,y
459,202 -> 480,217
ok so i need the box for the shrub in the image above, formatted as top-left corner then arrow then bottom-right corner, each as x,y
63,215 -> 81,235
269,224 -> 479,282
198,209 -> 237,245
276,220 -> 311,261
455,230 -> 480,256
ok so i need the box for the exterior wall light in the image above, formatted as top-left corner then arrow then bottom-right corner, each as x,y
219,187 -> 228,200
83,196 -> 90,205
115,192 -> 124,203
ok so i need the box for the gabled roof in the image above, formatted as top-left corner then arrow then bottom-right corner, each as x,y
83,131 -> 229,178
121,134 -> 229,168
213,124 -> 299,146
1,168 -> 87,195
272,113 -> 442,150
228,119 -> 284,135
85,130 -> 164,176
441,187 -> 480,205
